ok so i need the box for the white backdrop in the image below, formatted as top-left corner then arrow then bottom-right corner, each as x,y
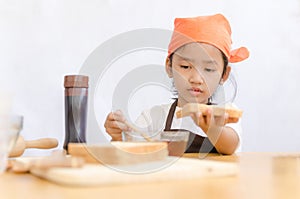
1,0 -> 300,155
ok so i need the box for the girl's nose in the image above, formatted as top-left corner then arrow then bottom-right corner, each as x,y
189,69 -> 204,84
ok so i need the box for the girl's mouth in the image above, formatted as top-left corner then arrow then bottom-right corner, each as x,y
188,88 -> 203,96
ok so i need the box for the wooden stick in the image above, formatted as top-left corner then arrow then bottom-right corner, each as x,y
124,121 -> 154,142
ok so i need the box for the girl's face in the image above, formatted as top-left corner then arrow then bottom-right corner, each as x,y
166,42 -> 230,107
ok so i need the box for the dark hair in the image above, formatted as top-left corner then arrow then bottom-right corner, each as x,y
221,52 -> 228,76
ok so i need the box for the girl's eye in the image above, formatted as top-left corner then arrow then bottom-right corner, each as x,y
180,65 -> 191,69
204,68 -> 216,72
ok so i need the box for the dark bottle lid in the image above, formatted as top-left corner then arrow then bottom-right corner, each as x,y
64,75 -> 89,88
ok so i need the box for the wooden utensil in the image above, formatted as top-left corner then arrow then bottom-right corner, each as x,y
10,150 -> 84,173
124,121 -> 154,141
9,136 -> 59,157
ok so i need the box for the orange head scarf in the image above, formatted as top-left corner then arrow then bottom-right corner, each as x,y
168,14 -> 249,63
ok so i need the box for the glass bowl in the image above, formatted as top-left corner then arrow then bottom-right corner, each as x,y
0,115 -> 23,173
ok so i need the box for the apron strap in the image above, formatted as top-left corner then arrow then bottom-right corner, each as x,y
164,99 -> 178,131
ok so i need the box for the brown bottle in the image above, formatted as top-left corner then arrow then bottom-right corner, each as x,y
64,75 -> 89,151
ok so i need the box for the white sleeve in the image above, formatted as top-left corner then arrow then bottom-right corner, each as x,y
224,103 -> 243,152
225,118 -> 242,152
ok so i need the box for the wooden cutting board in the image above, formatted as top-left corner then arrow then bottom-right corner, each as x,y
30,157 -> 238,186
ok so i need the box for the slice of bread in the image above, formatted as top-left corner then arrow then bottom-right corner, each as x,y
176,103 -> 243,119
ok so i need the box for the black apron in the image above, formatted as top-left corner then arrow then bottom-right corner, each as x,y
163,99 -> 218,153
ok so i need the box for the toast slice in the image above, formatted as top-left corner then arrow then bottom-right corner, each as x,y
176,103 -> 243,119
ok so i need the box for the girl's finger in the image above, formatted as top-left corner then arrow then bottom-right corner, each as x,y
216,113 -> 228,126
227,117 -> 239,123
107,110 -> 126,122
112,121 -> 130,131
219,113 -> 228,125
197,112 -> 206,126
107,112 -> 116,121
224,113 -> 229,125
190,112 -> 200,126
110,134 -> 123,141
105,128 -> 122,135
104,119 -> 130,131
206,107 -> 213,125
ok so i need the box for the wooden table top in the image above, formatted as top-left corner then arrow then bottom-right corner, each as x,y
1,152 -> 299,199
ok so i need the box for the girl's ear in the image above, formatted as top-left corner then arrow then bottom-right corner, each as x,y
220,65 -> 231,84
165,58 -> 173,78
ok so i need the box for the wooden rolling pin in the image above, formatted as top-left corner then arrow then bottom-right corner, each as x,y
9,136 -> 59,157
10,150 -> 85,173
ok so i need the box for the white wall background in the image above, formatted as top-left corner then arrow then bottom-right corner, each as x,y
1,0 -> 300,155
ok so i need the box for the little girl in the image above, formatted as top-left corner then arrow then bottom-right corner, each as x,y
104,14 -> 249,155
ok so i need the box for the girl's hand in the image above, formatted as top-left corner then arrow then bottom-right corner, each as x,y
104,110 -> 130,141
190,107 -> 240,155
190,108 -> 229,134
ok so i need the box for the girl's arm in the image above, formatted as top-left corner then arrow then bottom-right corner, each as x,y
190,108 -> 240,155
